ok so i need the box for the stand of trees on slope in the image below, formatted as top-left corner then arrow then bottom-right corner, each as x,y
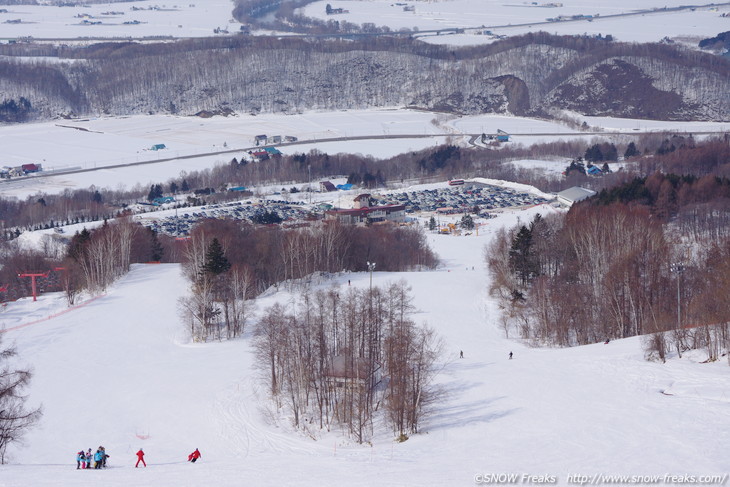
487,170 -> 730,364
254,283 -> 442,443
178,218 -> 438,342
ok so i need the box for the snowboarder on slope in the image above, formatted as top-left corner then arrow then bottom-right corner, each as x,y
188,448 -> 202,463
135,448 -> 146,468
509,351 -> 513,359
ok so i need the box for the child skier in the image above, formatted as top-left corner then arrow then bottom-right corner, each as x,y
76,450 -> 85,469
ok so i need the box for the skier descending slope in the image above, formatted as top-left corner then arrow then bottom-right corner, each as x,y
188,448 -> 202,463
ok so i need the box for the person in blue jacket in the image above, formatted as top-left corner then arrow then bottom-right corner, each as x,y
76,450 -> 85,469
94,448 -> 104,469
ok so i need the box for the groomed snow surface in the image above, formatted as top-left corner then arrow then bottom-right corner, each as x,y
1,204 -> 729,487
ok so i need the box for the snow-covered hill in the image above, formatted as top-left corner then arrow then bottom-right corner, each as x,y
1,205 -> 729,486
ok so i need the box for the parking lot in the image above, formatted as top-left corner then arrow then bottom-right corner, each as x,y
140,182 -> 551,236
371,183 -> 549,215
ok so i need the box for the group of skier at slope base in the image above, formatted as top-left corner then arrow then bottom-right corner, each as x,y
76,447 -> 201,469
75,446 -> 109,469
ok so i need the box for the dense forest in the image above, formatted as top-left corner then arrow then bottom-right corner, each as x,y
487,140 -> 730,362
0,32 -> 728,121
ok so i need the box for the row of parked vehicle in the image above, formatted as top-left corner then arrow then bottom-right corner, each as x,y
141,183 -> 548,236
144,199 -> 311,236
370,184 -> 548,214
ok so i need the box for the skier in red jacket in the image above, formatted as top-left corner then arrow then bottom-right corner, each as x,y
188,448 -> 202,463
135,448 -> 146,467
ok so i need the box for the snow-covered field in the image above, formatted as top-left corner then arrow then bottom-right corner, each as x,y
1,202 -> 729,487
2,110 -> 728,200
300,0 -> 730,45
1,0 -> 728,46
0,0 -> 238,39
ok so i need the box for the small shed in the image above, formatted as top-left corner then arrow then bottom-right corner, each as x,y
325,354 -> 379,390
320,181 -> 337,192
254,134 -> 267,145
150,143 -> 167,151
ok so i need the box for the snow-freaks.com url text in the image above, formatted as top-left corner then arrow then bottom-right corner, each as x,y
473,473 -> 728,485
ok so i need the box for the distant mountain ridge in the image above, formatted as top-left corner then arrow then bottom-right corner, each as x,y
0,33 -> 727,122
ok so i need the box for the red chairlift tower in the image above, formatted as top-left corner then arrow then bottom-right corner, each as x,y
17,271 -> 50,302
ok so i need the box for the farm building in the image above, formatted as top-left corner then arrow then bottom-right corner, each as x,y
556,186 -> 596,206
22,163 -> 42,173
250,150 -> 269,162
263,147 -> 282,155
150,143 -> 166,151
325,204 -> 406,225
320,181 -> 337,192
254,135 -> 267,145
266,135 -> 282,144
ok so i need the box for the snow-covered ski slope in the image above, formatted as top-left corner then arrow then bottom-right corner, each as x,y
1,205 -> 729,486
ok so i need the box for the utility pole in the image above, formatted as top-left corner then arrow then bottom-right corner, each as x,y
367,261 -> 376,292
670,263 -> 684,330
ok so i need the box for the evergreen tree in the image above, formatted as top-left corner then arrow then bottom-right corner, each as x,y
202,238 -> 231,275
92,190 -> 103,204
147,184 -> 163,202
150,229 -> 164,262
509,225 -> 537,287
460,214 -> 475,230
565,159 -> 586,176
67,228 -> 92,260
624,141 -> 639,159
584,144 -> 603,162
428,216 -> 436,231
181,179 -> 190,192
